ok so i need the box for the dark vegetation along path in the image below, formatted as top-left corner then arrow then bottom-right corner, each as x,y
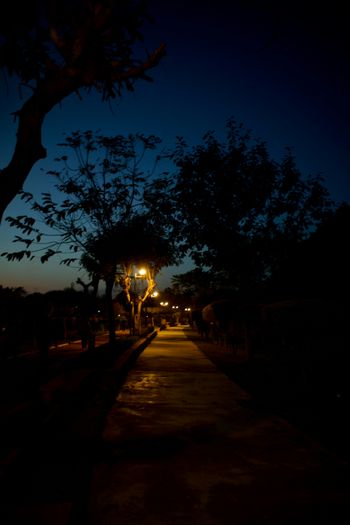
0,325 -> 349,524
184,327 -> 350,461
0,330 -> 157,524
81,326 -> 350,524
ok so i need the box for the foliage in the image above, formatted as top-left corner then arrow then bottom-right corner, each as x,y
1,129 -> 183,340
0,285 -> 27,323
1,129 -> 182,330
269,202 -> 350,302
172,118 -> 335,298
0,0 -> 165,220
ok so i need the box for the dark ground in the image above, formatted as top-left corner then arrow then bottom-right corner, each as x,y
183,326 -> 350,462
0,332 -> 151,471
1,325 -> 348,465
0,331 -> 156,524
0,325 -> 349,524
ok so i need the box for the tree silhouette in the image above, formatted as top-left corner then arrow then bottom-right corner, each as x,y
2,130 -> 180,343
270,202 -> 350,302
172,118 -> 335,301
0,0 -> 165,221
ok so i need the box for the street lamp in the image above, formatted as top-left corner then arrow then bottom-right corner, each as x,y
135,267 -> 147,278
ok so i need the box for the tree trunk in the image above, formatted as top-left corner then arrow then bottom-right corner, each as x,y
105,277 -> 116,345
136,299 -> 143,334
0,75 -> 79,222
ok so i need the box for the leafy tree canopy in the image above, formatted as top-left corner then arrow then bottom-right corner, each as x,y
0,0 -> 165,221
2,130 -> 181,283
172,118 -> 335,299
1,128 -> 183,340
269,202 -> 350,302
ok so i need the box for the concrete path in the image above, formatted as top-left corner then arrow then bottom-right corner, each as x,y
85,326 -> 350,525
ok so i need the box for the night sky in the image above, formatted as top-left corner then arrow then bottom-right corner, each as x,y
0,1 -> 349,293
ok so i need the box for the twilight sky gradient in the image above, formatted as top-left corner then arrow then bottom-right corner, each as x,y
1,0 -> 349,293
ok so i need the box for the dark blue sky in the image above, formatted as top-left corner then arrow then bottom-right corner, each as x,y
1,0 -> 349,293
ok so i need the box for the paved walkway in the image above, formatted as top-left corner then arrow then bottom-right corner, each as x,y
84,326 -> 350,525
